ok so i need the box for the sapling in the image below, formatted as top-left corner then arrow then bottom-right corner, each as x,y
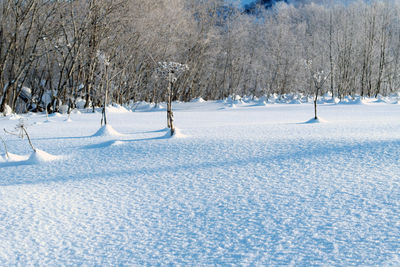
98,50 -> 110,126
305,59 -> 330,120
155,61 -> 189,136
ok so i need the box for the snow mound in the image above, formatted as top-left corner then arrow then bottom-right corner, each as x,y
304,117 -> 327,124
92,125 -> 123,137
27,149 -> 62,164
167,128 -> 187,138
323,97 -> 340,104
134,102 -> 166,111
132,101 -> 152,111
0,152 -> 29,162
225,95 -> 243,106
339,97 -> 368,105
106,105 -> 130,113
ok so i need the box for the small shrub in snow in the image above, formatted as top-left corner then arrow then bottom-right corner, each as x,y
4,119 -> 36,152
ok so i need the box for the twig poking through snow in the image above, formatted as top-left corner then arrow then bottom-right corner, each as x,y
0,136 -> 9,159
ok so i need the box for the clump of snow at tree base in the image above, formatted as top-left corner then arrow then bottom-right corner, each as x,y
0,96 -> 399,266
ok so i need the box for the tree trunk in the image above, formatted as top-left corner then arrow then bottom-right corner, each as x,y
167,73 -> 174,136
101,64 -> 109,126
329,11 -> 334,98
314,97 -> 318,120
0,83 -> 14,114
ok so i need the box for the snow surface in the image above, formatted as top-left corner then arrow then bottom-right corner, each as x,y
0,98 -> 399,265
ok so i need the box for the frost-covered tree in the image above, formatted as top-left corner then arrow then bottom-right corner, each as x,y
305,59 -> 329,121
156,62 -> 189,136
97,51 -> 110,126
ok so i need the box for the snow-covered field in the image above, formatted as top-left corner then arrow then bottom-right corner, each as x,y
0,99 -> 399,265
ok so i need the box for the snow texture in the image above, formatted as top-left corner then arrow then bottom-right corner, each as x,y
0,97 -> 399,265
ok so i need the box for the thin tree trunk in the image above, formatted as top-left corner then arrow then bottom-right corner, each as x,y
167,73 -> 174,136
314,97 -> 318,120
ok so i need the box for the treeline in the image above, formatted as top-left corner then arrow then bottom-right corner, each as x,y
1,0 -> 400,114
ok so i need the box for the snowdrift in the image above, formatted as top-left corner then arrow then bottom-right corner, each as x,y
304,117 -> 327,124
92,125 -> 124,137
0,152 -> 29,162
166,128 -> 187,139
0,150 -> 62,165
27,149 -> 62,164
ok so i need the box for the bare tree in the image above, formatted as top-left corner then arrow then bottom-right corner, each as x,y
306,60 -> 329,120
0,0 -> 56,114
156,62 -> 188,136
